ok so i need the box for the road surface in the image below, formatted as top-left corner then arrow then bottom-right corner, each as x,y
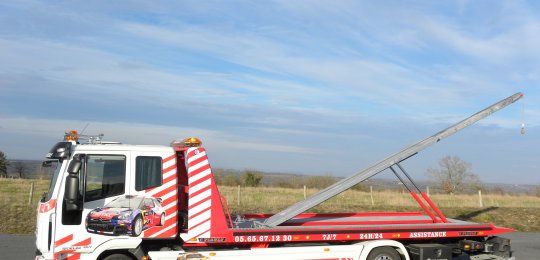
1,232 -> 538,259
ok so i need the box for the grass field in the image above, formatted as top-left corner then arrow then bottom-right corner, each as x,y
1,178 -> 539,234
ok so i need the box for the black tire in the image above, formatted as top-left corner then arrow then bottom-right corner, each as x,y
366,247 -> 401,260
102,253 -> 133,260
131,216 -> 143,237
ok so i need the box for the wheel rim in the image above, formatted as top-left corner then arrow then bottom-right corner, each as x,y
134,218 -> 142,235
374,254 -> 393,260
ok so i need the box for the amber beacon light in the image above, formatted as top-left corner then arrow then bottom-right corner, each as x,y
170,137 -> 203,148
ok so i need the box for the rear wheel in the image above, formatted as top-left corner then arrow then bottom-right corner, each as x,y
366,247 -> 401,260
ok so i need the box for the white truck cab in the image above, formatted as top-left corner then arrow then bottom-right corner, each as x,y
36,132 -> 180,260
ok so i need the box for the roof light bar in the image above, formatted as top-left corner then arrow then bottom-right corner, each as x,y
64,130 -> 79,142
171,137 -> 202,148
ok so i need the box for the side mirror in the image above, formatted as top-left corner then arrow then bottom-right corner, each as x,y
67,156 -> 82,174
64,174 -> 80,211
64,155 -> 82,211
42,160 -> 55,167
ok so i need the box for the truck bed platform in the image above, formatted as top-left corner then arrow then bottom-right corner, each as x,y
184,212 -> 512,246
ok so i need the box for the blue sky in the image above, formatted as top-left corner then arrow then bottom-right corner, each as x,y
0,1 -> 538,184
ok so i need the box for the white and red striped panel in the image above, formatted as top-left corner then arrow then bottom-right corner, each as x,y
180,147 -> 213,243
143,153 -> 178,238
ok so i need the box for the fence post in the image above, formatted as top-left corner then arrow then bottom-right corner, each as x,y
478,190 -> 483,208
426,186 -> 430,197
28,182 -> 35,205
370,186 -> 374,206
237,185 -> 241,206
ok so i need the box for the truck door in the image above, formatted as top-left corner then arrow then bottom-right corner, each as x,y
129,150 -> 178,239
54,153 -> 129,259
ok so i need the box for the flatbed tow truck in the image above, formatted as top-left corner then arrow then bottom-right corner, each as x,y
35,93 -> 522,260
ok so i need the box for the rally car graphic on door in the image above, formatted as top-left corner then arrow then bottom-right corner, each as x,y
86,195 -> 165,236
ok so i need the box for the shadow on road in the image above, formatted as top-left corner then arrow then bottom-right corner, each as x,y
456,206 -> 499,221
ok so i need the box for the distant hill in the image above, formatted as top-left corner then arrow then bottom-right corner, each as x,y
5,160 -> 538,195
214,168 -> 538,195
6,160 -> 55,179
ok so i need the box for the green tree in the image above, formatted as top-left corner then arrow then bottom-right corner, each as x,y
426,156 -> 481,194
242,170 -> 263,187
213,169 -> 241,186
0,151 -> 8,178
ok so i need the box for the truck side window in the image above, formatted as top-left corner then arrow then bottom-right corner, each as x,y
84,155 -> 126,202
135,156 -> 162,191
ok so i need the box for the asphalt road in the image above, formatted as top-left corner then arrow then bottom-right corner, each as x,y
2,232 -> 539,259
501,232 -> 540,259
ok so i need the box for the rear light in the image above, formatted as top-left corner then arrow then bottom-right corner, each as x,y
459,240 -> 484,252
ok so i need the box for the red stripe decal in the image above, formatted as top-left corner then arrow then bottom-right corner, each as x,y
153,184 -> 177,199
144,218 -> 177,237
163,164 -> 176,174
187,148 -> 204,159
163,154 -> 176,164
66,253 -> 81,260
190,227 -> 211,239
189,180 -> 212,198
163,173 -> 176,184
188,195 -> 211,211
55,234 -> 73,248
72,238 -> 91,246
161,195 -> 177,206
188,155 -> 207,168
188,164 -> 211,178
165,205 -> 178,214
161,228 -> 177,238
188,204 -> 211,220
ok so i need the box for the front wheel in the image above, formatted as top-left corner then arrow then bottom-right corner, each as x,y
102,253 -> 133,260
131,216 -> 143,237
366,247 -> 401,260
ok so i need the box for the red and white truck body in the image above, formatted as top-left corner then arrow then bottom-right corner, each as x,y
35,93 -> 523,260
34,137 -> 513,260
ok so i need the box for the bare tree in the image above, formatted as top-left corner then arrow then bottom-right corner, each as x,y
0,151 -> 8,178
14,161 -> 27,178
426,156 -> 480,194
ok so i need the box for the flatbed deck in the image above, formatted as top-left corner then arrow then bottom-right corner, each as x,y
183,212 -> 512,246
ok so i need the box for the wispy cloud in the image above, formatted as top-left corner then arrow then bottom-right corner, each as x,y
0,1 -> 539,183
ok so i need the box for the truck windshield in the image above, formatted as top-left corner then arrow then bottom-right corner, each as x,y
43,160 -> 62,202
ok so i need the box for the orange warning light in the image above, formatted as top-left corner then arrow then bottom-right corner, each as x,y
64,130 -> 78,142
171,137 -> 202,148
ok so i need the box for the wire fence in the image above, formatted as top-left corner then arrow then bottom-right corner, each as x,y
218,185 -> 540,214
